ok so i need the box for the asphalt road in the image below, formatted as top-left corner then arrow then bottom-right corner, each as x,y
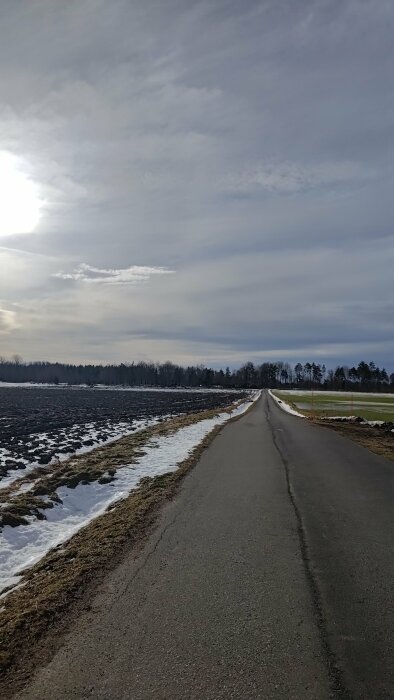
17,392 -> 393,699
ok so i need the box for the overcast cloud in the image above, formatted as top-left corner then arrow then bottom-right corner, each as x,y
0,0 -> 393,368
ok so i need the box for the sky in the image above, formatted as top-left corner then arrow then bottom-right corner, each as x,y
0,0 -> 393,369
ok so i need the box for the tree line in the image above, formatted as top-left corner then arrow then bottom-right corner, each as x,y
0,356 -> 393,392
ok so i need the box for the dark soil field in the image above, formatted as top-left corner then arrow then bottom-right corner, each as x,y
0,386 -> 245,481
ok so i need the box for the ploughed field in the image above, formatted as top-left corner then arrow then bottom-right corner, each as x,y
0,386 -> 245,484
274,390 -> 394,422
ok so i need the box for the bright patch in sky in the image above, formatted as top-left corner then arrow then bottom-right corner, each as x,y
0,152 -> 41,235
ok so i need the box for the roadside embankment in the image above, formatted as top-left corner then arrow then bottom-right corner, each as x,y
0,392 -> 259,692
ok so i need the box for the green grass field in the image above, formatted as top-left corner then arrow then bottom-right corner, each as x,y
273,390 -> 394,422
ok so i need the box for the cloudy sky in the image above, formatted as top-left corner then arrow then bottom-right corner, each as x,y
0,0 -> 393,368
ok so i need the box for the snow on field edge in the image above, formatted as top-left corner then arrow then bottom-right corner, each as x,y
0,392 -> 260,595
268,389 -> 305,418
0,382 -> 244,393
0,417 -> 168,492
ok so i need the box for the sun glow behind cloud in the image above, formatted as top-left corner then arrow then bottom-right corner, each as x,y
0,153 -> 41,236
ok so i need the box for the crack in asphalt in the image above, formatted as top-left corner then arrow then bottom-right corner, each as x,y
104,506 -> 183,616
264,393 -> 352,700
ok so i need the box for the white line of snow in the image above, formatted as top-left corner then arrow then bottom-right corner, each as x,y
0,382 -> 244,393
0,392 -> 260,594
278,389 -> 394,399
0,382 -> 65,388
268,390 -> 305,418
319,415 -> 359,421
318,416 -> 388,427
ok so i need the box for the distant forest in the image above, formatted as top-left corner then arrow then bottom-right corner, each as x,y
0,357 -> 393,392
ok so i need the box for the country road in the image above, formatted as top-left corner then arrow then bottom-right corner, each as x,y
17,392 -> 393,699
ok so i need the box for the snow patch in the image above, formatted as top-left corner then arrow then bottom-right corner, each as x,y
0,416 -> 167,492
268,390 -> 305,418
319,416 -> 390,427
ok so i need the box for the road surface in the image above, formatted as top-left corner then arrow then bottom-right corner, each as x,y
17,392 -> 393,699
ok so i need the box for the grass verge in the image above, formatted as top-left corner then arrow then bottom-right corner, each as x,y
274,390 -> 394,422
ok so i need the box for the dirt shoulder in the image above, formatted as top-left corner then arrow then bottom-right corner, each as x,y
0,401 -> 253,697
315,420 -> 394,462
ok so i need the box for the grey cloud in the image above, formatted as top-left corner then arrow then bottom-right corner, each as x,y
224,161 -> 376,195
0,0 -> 393,367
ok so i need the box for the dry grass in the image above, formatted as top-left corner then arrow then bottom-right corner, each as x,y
0,399 -> 251,696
